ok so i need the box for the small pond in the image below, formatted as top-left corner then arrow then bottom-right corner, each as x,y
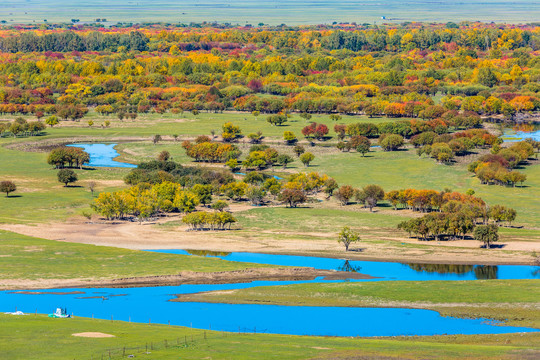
67,143 -> 136,168
501,129 -> 540,142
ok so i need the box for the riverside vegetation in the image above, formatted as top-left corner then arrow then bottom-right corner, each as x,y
0,20 -> 539,360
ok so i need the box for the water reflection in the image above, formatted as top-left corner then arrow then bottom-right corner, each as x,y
185,249 -> 232,257
337,260 -> 362,273
474,266 -> 498,280
407,263 -> 499,279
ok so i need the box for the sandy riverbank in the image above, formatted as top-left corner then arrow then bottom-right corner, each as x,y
2,215 -> 539,265
0,268 -> 374,290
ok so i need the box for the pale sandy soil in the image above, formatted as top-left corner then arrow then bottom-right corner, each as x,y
2,212 -> 539,265
0,268 -> 372,290
72,332 -> 115,338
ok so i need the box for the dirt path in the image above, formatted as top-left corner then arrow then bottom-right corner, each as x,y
2,216 -> 539,265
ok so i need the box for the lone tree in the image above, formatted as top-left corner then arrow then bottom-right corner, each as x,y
474,224 -> 499,249
87,181 -> 96,197
0,180 -> 16,197
58,169 -> 78,187
157,150 -> 170,161
338,226 -> 360,251
300,152 -> 315,167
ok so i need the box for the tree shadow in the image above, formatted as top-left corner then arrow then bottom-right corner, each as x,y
4,195 -> 22,198
481,244 -> 506,249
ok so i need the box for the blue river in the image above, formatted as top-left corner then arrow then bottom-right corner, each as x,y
1,250 -> 539,337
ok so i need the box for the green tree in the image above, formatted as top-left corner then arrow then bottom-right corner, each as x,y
0,180 -> 16,197
245,186 -> 266,205
473,224 -> 499,249
338,226 -> 360,251
293,145 -> 305,157
300,152 -> 315,167
57,169 -> 78,187
379,134 -> 404,151
277,154 -> 293,169
45,115 -> 59,127
283,131 -> 297,144
362,184 -> 385,212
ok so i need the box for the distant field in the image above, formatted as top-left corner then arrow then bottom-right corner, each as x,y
1,0 -> 538,25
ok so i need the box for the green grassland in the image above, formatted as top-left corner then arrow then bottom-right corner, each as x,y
0,230 -> 273,285
176,279 -> 540,308
175,280 -> 540,330
1,112 -> 539,239
1,0 -> 538,25
1,314 -> 537,360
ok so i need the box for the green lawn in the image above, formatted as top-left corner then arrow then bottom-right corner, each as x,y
0,314 -> 536,360
0,230 -> 273,285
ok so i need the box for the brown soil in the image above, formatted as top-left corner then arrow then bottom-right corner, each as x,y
0,268 -> 374,290
72,332 -> 115,338
1,216 -> 539,265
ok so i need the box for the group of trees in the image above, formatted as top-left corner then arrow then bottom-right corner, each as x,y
183,140 -> 240,163
0,24 -> 537,124
182,211 -> 237,230
468,140 -> 536,186
0,118 -> 45,137
334,184 -> 385,211
384,188 -> 485,213
47,146 -> 90,169
394,187 -> 516,243
92,182 -> 204,223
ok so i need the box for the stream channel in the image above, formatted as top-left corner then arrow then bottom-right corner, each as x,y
2,250 -> 539,337
5,142 -> 537,337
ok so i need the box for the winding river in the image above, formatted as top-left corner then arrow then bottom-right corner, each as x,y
5,143 -> 536,336
1,251 -> 539,337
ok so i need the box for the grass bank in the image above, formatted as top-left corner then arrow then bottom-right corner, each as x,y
175,280 -> 540,327
0,230 -> 275,288
0,314 -> 537,360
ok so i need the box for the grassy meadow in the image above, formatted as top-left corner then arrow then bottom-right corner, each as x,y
1,314 -> 538,360
1,111 -> 539,237
0,230 -> 274,286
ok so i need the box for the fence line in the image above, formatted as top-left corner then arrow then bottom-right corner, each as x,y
88,327 -> 262,360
